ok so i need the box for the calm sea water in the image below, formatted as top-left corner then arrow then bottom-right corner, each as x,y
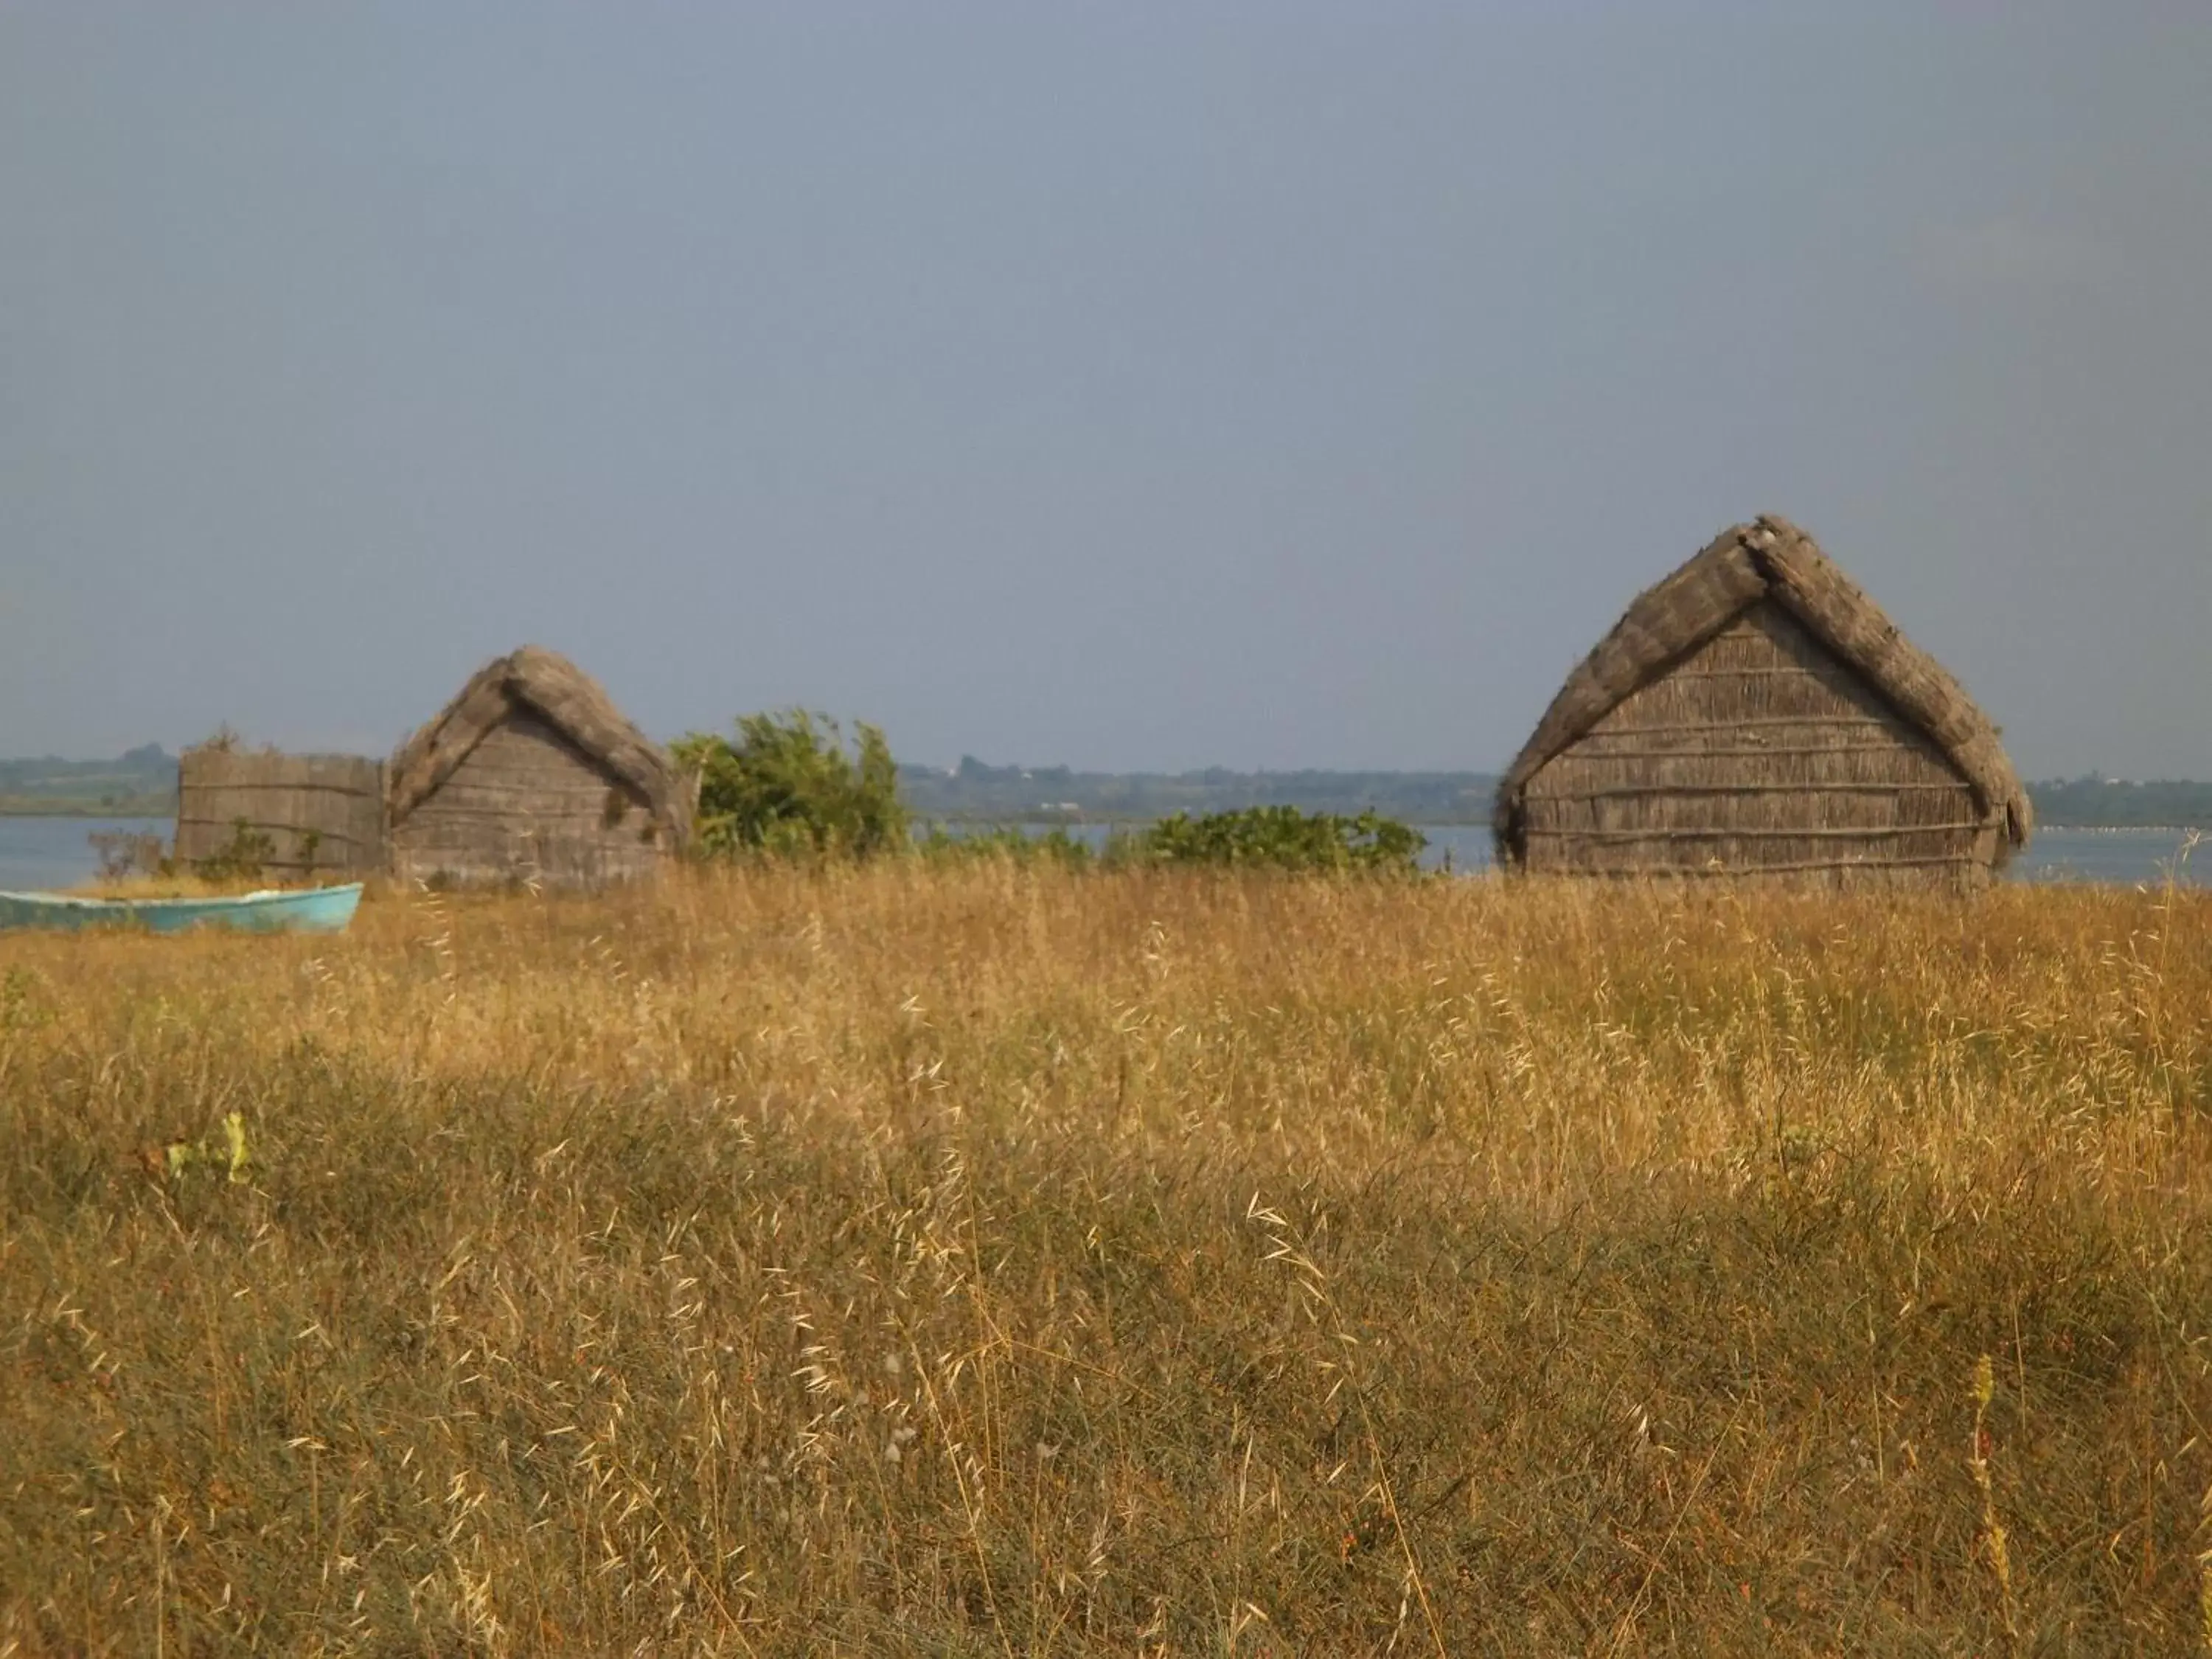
0,816 -> 2202,894
0,817 -> 174,893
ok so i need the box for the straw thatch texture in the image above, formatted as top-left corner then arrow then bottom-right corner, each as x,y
1494,517 -> 2031,890
175,750 -> 386,877
387,647 -> 689,889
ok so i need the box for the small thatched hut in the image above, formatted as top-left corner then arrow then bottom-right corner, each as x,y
1493,516 -> 2031,889
387,647 -> 691,889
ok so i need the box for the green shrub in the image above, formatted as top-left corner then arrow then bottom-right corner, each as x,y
195,818 -> 276,883
673,710 -> 908,860
916,823 -> 1096,868
1135,805 -> 1425,873
88,830 -> 172,883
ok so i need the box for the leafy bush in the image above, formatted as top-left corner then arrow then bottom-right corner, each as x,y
1135,805 -> 1425,873
195,818 -> 276,883
916,823 -> 1096,869
673,710 -> 908,859
88,830 -> 171,884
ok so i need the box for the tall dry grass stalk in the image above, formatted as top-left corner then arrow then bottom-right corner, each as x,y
1,863 -> 2208,1653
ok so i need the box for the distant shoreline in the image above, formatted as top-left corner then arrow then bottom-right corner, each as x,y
4,805 -> 2201,835
0,798 -> 176,819
910,812 -> 2207,832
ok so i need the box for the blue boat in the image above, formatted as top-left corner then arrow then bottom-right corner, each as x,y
0,883 -> 364,936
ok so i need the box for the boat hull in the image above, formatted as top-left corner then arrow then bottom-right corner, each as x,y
0,883 -> 364,935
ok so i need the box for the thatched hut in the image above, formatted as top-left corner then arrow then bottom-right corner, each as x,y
1493,516 -> 2031,889
387,647 -> 691,889
175,747 -> 386,878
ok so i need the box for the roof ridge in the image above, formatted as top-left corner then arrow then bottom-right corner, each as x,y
386,647 -> 688,846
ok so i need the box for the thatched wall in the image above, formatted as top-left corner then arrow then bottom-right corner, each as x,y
175,751 -> 386,877
387,647 -> 689,890
1496,516 -> 2031,890
1520,603 -> 1990,888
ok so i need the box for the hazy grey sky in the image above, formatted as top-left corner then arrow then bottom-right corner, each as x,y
4,4 -> 2207,776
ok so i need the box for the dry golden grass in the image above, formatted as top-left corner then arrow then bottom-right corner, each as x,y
2,864 -> 2208,1655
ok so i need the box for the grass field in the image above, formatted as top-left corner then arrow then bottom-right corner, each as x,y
2,865 -> 2208,1655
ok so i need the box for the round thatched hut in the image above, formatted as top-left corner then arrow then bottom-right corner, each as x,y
175,745 -> 387,879
1492,517 -> 2031,889
388,647 -> 692,889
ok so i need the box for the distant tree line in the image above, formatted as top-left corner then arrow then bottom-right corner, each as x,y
0,745 -> 176,815
2025,777 -> 2212,830
904,759 -> 2212,831
7,741 -> 2211,832
898,755 -> 1495,825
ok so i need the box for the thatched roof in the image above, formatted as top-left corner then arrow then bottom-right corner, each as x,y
389,646 -> 690,848
1495,516 -> 2031,866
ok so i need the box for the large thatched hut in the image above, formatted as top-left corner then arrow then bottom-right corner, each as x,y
1493,516 -> 2031,889
387,647 -> 691,889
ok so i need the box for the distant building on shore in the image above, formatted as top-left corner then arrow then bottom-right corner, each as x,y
1492,515 -> 2031,890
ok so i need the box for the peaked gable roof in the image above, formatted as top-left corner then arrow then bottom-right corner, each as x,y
389,646 -> 689,845
1495,516 -> 2031,862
